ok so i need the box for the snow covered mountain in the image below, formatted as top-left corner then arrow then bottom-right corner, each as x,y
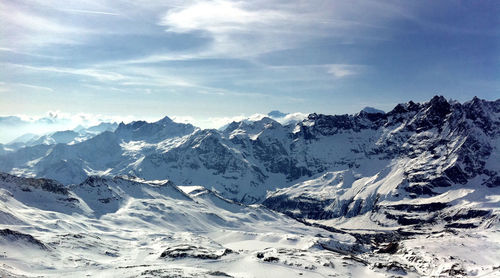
1,96 -> 497,207
0,95 -> 499,277
0,115 -> 115,144
263,96 -> 500,229
4,122 -> 118,151
0,97 -> 497,205
361,106 -> 385,114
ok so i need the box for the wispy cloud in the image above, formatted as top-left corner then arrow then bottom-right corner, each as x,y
327,64 -> 364,79
0,47 -> 62,59
263,63 -> 367,80
3,8 -> 82,34
5,63 -> 126,82
116,53 -> 207,65
12,83 -> 54,92
151,0 -> 407,62
3,62 -> 282,99
0,1 -> 91,47
0,81 -> 54,93
59,8 -> 120,16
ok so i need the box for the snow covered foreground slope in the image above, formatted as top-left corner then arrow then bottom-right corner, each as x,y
0,173 -> 386,277
1,173 -> 499,277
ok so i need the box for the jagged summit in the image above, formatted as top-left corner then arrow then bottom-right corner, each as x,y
156,115 -> 174,125
361,106 -> 384,114
115,116 -> 195,143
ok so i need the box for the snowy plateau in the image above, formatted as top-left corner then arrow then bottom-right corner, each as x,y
0,95 -> 499,277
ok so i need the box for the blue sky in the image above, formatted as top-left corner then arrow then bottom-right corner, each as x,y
0,0 -> 498,128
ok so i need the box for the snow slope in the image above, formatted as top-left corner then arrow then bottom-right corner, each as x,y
0,173 -> 382,278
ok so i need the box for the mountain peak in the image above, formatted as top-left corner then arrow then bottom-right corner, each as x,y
425,95 -> 451,118
115,116 -> 195,143
255,116 -> 278,125
429,95 -> 448,105
268,110 -> 288,118
156,115 -> 174,125
361,107 -> 385,114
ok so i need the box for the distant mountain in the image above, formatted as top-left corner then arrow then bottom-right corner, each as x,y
0,116 -> 27,126
29,130 -> 80,146
0,115 -> 119,144
268,110 -> 288,118
0,144 -> 7,156
115,116 -> 194,143
218,111 -> 285,131
8,133 -> 39,144
3,122 -> 118,152
0,115 -> 73,143
361,106 -> 385,114
78,122 -> 118,135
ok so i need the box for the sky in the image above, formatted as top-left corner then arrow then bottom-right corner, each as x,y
0,0 -> 499,131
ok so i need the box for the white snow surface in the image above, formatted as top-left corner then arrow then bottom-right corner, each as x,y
0,174 -> 376,277
1,174 -> 499,277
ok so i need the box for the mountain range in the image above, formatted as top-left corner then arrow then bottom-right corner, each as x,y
0,95 -> 499,277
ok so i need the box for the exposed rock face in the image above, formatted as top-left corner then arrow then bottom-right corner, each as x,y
0,229 -> 48,250
0,172 -> 69,195
160,244 -> 232,260
262,96 -> 499,226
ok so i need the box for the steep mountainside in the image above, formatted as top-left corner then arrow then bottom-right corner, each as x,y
264,96 -> 500,228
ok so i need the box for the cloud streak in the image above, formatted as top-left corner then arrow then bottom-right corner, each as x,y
60,8 -> 120,16
4,63 -> 126,82
0,81 -> 54,93
327,64 -> 364,79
